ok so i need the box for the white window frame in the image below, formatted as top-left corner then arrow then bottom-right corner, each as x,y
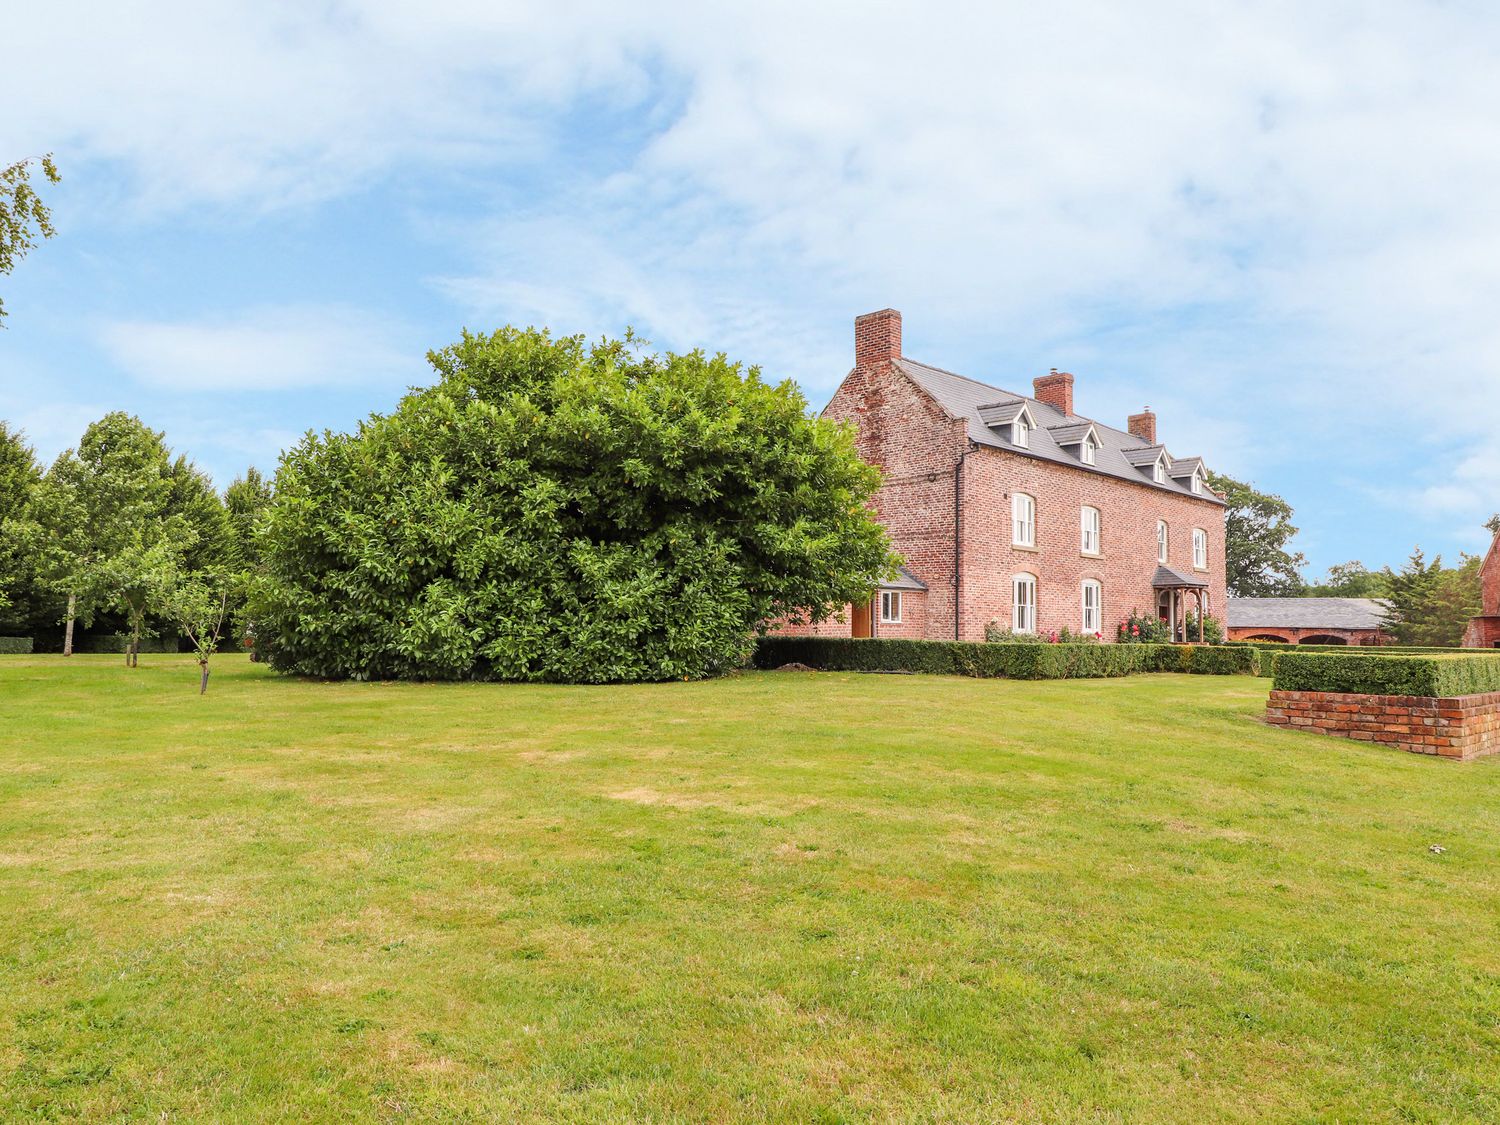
1012,492 -> 1036,547
1193,527 -> 1208,570
1153,457 -> 1166,484
1190,470 -> 1202,494
1013,418 -> 1031,448
879,590 -> 902,624
1080,505 -> 1101,555
1081,434 -> 1097,465
1012,573 -> 1037,634
1081,580 -> 1102,634
1157,520 -> 1169,564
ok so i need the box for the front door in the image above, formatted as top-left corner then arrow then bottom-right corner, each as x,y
851,600 -> 872,638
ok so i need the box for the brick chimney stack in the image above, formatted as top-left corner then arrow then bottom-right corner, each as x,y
1127,408 -> 1157,445
854,309 -> 902,367
1033,369 -> 1074,416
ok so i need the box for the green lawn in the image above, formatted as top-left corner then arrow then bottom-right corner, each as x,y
2,657 -> 1499,1122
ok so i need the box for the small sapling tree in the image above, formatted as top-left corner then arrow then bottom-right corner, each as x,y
163,568 -> 236,693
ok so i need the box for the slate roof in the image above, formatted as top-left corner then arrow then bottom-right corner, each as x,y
1048,421 -> 1097,446
1152,565 -> 1209,589
1227,598 -> 1391,630
878,566 -> 928,592
890,358 -> 1223,504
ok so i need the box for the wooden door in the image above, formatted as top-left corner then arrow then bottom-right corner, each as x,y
851,600 -> 872,638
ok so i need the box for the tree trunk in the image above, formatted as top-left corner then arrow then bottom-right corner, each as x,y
199,661 -> 210,695
63,592 -> 76,657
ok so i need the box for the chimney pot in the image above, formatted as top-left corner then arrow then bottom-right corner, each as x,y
1032,370 -> 1075,416
1128,408 -> 1157,445
854,309 -> 902,367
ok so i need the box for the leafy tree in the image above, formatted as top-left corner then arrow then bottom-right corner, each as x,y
1303,560 -> 1388,599
162,566 -> 237,693
1486,513 -> 1500,537
32,413 -> 183,657
1381,548 -> 1480,647
225,467 -> 273,569
0,422 -> 42,630
1,154 -> 60,325
1206,471 -> 1306,597
97,537 -> 182,666
253,326 -> 893,682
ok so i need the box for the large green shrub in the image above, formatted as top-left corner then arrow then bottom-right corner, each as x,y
753,638 -> 1254,679
0,636 -> 32,654
1273,653 -> 1500,697
253,328 -> 891,683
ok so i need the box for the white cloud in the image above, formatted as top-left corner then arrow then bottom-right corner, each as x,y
98,305 -> 422,391
7,0 -> 1500,563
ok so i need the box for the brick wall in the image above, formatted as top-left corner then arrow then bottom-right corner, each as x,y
1464,534 -> 1500,647
1266,689 -> 1500,760
958,446 -> 1227,642
818,357 -> 969,638
875,590 -> 928,639
1482,534 -> 1500,615
1226,626 -> 1392,646
1462,616 -> 1500,649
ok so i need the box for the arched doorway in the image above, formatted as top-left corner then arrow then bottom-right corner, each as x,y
1244,634 -> 1291,644
1298,634 -> 1348,645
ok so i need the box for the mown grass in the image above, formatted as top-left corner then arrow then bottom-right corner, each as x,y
1,656 -> 1499,1122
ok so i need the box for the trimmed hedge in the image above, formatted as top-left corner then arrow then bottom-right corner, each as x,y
74,634 -> 184,655
753,637 -> 1255,680
1273,652 -> 1500,697
0,636 -> 33,655
1184,644 -> 1259,676
1229,641 -> 1487,655
1232,641 -> 1499,679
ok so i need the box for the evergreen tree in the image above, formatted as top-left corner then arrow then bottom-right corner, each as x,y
1381,548 -> 1479,647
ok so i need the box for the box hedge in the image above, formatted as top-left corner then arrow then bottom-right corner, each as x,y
753,637 -> 1254,680
74,634 -> 184,655
0,637 -> 33,655
1231,641 -> 1499,679
1273,652 -> 1500,697
1228,641 -> 1491,656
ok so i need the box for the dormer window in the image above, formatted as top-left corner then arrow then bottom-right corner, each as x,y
1047,420 -> 1098,464
1190,472 -> 1202,494
977,400 -> 1036,448
1153,459 -> 1166,484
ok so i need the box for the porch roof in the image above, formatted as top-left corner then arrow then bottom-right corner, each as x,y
1152,565 -> 1209,589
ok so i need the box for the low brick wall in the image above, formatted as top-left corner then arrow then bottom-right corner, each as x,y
1266,689 -> 1500,761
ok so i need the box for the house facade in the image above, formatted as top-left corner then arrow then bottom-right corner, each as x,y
785,309 -> 1227,642
1462,527 -> 1500,648
1226,597 -> 1393,646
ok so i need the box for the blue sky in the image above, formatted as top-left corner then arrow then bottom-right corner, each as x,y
4,1 -> 1499,577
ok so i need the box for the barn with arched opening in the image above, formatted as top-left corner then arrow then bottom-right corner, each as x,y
1226,597 -> 1393,646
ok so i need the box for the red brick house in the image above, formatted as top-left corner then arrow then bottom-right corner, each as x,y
785,309 -> 1227,642
1462,527 -> 1500,647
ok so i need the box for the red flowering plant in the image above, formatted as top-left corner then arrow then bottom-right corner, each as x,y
1117,611 -> 1170,644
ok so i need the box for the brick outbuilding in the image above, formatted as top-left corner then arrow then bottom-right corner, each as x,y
783,309 -> 1227,642
1462,527 -> 1500,648
1226,597 -> 1394,646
